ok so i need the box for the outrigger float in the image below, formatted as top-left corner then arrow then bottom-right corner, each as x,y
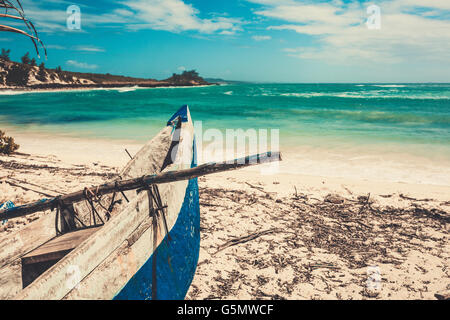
0,105 -> 281,300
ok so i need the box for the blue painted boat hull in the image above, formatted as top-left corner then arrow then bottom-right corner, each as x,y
114,108 -> 200,300
114,178 -> 200,300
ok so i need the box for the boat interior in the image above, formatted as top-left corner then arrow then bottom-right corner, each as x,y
0,115 -> 183,298
21,226 -> 102,288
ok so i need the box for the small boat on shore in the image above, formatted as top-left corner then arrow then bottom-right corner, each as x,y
0,105 -> 199,299
0,105 -> 280,300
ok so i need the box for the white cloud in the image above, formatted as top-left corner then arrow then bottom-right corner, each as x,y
121,0 -> 242,34
14,0 -> 242,36
220,30 -> 236,35
46,44 -> 66,50
252,35 -> 272,41
252,0 -> 450,64
66,60 -> 98,69
391,0 -> 450,11
73,46 -> 105,52
45,45 -> 105,53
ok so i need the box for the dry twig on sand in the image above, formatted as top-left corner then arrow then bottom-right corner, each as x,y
215,229 -> 279,254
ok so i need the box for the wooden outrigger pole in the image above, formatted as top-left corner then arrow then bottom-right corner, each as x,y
0,152 -> 282,220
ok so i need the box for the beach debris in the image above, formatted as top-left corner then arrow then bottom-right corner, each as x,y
308,262 -> 339,271
399,194 -> 433,202
189,182 -> 449,299
214,228 -> 278,254
357,193 -> 371,214
6,176 -> 61,195
362,287 -> 380,298
342,185 -> 353,195
244,182 -> 275,200
124,149 -> 133,160
293,186 -> 299,199
324,193 -> 345,204
0,157 -> 117,179
245,182 -> 265,192
434,292 -> 450,300
199,202 -> 228,208
253,290 -> 286,300
1,179 -> 56,198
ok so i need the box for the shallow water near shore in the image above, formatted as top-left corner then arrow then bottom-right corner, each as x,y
1,83 -> 449,185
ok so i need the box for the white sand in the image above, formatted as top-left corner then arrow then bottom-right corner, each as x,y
1,132 -> 449,300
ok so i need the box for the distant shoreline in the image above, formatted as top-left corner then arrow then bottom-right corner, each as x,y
0,59 -> 216,92
0,82 -> 217,93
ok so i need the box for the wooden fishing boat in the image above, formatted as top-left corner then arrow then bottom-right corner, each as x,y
0,105 -> 200,300
0,105 -> 281,300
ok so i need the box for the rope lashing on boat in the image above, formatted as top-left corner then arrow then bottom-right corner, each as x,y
116,175 -> 130,203
168,115 -> 182,134
105,181 -> 123,220
161,116 -> 183,171
82,184 -> 122,225
152,199 -> 158,301
152,184 -> 172,242
138,178 -> 171,301
137,178 -> 171,243
52,196 -> 83,235
83,187 -> 105,226
53,197 -> 61,235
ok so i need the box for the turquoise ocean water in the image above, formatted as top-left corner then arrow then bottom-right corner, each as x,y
0,83 -> 449,184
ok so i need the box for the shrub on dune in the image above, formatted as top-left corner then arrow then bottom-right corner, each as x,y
0,131 -> 20,155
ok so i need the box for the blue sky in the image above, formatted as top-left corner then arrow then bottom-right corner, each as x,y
1,0 -> 449,82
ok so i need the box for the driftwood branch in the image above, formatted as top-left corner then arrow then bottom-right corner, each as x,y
215,228 -> 279,254
2,179 -> 57,198
399,194 -> 433,202
0,152 -> 281,220
7,176 -> 62,195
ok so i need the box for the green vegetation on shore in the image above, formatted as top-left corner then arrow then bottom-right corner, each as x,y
0,48 -> 212,89
0,130 -> 19,155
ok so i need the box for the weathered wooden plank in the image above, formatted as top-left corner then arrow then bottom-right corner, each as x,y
0,211 -> 57,299
64,174 -> 189,299
14,190 -> 156,299
22,227 -> 101,265
0,211 -> 57,270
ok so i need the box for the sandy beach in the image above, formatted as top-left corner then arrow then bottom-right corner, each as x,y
0,132 -> 448,300
0,0 -> 449,303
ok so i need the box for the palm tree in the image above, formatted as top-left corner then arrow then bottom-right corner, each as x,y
0,0 -> 46,58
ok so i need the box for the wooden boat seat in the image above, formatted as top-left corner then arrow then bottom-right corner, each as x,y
21,226 -> 101,288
